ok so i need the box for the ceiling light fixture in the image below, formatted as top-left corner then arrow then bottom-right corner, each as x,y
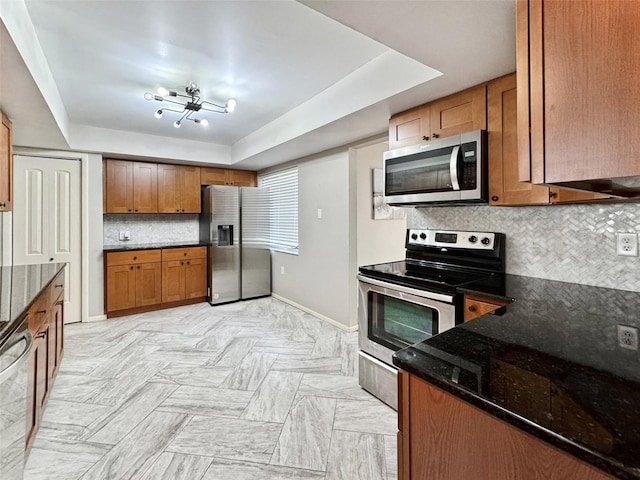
144,81 -> 236,127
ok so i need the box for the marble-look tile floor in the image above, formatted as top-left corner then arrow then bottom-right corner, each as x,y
24,297 -> 398,480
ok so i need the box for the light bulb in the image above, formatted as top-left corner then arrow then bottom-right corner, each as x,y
173,120 -> 181,128
154,110 -> 163,119
225,98 -> 237,113
144,92 -> 154,101
199,118 -> 209,126
188,81 -> 198,90
157,87 -> 169,96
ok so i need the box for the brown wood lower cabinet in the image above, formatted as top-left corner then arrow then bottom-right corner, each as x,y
161,248 -> 207,303
105,246 -> 207,317
463,294 -> 509,322
397,370 -> 614,480
26,269 -> 65,452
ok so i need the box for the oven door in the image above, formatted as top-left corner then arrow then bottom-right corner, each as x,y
357,275 -> 457,367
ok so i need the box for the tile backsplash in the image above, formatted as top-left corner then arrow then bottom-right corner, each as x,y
103,214 -> 200,246
410,203 -> 640,292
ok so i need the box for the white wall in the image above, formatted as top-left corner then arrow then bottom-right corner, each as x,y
85,153 -> 104,320
355,140 -> 406,266
270,149 -> 358,330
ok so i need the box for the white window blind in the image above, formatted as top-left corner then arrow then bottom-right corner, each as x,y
259,167 -> 299,254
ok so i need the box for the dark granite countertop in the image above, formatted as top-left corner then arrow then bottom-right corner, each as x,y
0,263 -> 67,350
103,241 -> 207,252
393,274 -> 640,480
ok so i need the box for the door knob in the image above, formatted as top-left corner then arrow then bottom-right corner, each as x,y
49,258 -> 54,262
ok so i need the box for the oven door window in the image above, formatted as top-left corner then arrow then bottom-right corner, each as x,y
368,292 -> 439,351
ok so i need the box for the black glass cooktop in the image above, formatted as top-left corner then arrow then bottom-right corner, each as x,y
358,260 -> 499,294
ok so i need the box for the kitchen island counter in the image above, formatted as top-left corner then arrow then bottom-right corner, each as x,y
394,274 -> 640,480
0,263 -> 66,350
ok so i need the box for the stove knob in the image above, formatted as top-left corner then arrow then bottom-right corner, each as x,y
468,235 -> 477,243
419,232 -> 427,240
411,233 -> 418,240
481,237 -> 491,245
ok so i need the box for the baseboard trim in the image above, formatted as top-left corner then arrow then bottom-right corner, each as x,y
271,293 -> 358,333
86,314 -> 107,323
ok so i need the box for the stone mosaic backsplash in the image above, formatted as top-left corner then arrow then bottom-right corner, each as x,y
409,203 -> 640,292
103,214 -> 200,246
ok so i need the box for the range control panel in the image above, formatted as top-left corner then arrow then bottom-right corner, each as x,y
407,229 -> 496,250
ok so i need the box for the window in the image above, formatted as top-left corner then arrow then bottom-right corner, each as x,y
259,167 -> 298,254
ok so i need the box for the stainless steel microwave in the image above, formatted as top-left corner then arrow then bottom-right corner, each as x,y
383,130 -> 487,206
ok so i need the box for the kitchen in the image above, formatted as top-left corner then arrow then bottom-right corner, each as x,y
1,1 -> 639,479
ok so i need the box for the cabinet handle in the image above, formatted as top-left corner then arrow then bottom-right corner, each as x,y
184,253 -> 187,256
182,209 -> 185,212
137,266 -> 140,269
36,309 -> 47,315
130,266 -> 134,270
0,202 -> 5,207
55,284 -> 63,288
549,191 -> 558,199
56,300 -> 63,306
181,261 -> 184,265
36,332 -> 46,339
432,133 -> 439,139
128,209 -> 132,212
468,305 -> 477,312
133,256 -> 137,260
491,196 -> 499,202
135,209 -> 138,212
186,261 -> 190,265
422,135 -> 429,141
176,209 -> 180,212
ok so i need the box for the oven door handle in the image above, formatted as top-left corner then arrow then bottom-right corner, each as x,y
357,274 -> 454,304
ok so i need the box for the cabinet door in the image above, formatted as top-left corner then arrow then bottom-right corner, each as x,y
180,166 -> 201,212
388,105 -> 430,150
162,260 -> 186,303
0,112 -> 12,211
429,84 -> 486,140
488,74 -> 550,206
521,0 -> 640,185
135,262 -> 162,307
106,265 -> 137,312
26,331 -> 47,450
105,160 -> 134,213
406,376 -> 614,480
228,170 -> 257,187
51,297 -> 64,374
157,164 -> 181,213
133,162 -> 158,213
184,258 -> 207,299
200,167 -> 230,185
463,295 -> 507,322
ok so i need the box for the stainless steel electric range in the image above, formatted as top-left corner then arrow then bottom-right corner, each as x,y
357,228 -> 505,409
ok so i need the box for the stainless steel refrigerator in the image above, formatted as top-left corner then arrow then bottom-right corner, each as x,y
199,185 -> 271,305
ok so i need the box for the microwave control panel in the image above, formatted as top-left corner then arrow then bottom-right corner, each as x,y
407,229 -> 495,250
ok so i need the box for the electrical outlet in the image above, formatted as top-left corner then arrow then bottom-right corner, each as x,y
616,233 -> 638,256
118,230 -> 131,241
617,325 -> 639,350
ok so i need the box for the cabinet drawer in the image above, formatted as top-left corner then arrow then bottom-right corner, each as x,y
49,270 -> 65,306
106,249 -> 161,266
28,295 -> 49,335
161,246 -> 206,261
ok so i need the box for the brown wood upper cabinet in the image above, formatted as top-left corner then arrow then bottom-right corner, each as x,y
488,74 -> 609,206
388,84 -> 486,150
104,159 -> 158,213
201,167 -> 257,187
516,0 -> 640,193
157,164 -> 201,213
0,112 -> 12,212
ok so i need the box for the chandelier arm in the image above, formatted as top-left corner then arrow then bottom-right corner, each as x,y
199,101 -> 226,112
163,98 -> 188,108
179,110 -> 191,122
172,92 -> 192,101
160,107 -> 185,114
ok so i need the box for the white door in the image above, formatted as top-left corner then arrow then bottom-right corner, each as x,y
13,155 -> 81,324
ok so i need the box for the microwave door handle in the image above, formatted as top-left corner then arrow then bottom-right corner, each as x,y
449,145 -> 461,190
